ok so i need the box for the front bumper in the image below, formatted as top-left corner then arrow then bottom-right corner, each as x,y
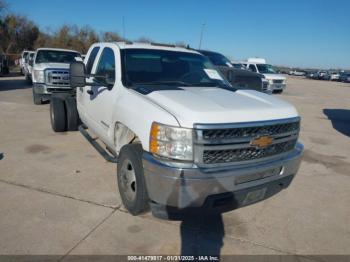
33,83 -> 73,95
143,143 -> 303,210
269,83 -> 286,91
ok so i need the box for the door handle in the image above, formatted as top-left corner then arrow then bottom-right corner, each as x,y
87,89 -> 93,95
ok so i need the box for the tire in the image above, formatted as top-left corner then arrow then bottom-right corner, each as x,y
65,97 -> 79,131
50,96 -> 66,132
117,144 -> 149,215
32,88 -> 42,105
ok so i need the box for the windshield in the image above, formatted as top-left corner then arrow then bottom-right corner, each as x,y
232,63 -> 245,69
256,64 -> 277,74
35,50 -> 81,64
122,49 -> 231,88
203,52 -> 232,67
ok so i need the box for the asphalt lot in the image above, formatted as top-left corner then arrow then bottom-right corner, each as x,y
0,74 -> 350,260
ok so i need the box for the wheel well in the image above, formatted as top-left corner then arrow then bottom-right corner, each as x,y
114,122 -> 141,153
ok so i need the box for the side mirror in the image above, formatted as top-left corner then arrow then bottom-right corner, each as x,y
29,60 -> 33,66
105,76 -> 115,90
70,62 -> 86,88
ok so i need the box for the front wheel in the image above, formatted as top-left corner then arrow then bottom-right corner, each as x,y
117,144 -> 149,215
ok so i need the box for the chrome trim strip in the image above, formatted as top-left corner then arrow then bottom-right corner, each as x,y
198,135 -> 298,150
195,130 -> 299,145
193,117 -> 300,130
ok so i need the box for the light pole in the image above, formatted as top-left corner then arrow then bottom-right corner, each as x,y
198,23 -> 206,50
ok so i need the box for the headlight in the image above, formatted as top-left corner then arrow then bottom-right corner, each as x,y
268,79 -> 274,84
150,122 -> 193,161
33,70 -> 45,83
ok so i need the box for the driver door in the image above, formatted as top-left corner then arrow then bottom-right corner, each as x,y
83,47 -> 117,143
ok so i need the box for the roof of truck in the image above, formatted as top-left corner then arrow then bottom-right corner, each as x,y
247,58 -> 267,64
112,41 -> 199,54
35,47 -> 80,53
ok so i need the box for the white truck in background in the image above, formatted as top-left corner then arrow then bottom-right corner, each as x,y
245,58 -> 287,93
31,48 -> 81,105
49,42 -> 303,219
23,51 -> 35,83
20,50 -> 31,75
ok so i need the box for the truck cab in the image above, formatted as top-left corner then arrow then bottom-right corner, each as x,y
31,48 -> 81,104
246,58 -> 287,93
51,42 -> 303,218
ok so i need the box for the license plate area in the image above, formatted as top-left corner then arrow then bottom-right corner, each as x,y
242,187 -> 267,205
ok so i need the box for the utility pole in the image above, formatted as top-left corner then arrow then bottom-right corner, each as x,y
198,23 -> 206,50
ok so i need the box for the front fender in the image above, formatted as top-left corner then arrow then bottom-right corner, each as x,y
112,88 -> 179,152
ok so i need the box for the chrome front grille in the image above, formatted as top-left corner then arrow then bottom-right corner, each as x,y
202,139 -> 297,164
45,69 -> 70,87
202,121 -> 299,141
194,118 -> 300,167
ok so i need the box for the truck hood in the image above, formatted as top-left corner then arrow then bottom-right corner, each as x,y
34,63 -> 70,70
263,74 -> 286,80
146,87 -> 298,128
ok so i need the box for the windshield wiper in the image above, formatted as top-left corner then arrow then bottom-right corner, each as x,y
133,80 -> 190,86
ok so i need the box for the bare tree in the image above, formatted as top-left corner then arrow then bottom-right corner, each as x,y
102,31 -> 123,42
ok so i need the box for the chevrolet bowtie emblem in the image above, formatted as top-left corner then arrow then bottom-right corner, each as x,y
250,136 -> 274,148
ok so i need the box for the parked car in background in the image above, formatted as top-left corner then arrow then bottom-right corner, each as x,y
339,72 -> 350,83
23,51 -> 35,81
317,71 -> 330,80
230,61 -> 246,70
20,50 -> 31,75
31,48 -> 81,104
197,50 -> 270,93
330,72 -> 340,81
289,70 -> 306,76
24,51 -> 35,82
307,72 -> 319,79
245,58 -> 286,93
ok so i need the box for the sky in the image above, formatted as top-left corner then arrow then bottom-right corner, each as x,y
7,0 -> 350,69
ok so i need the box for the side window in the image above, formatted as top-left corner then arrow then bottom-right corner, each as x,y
249,64 -> 257,72
95,47 -> 116,85
86,47 -> 100,74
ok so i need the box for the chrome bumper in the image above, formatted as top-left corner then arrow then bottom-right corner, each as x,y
269,83 -> 286,91
143,143 -> 303,209
33,83 -> 72,95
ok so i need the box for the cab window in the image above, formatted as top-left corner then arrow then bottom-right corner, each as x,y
86,47 -> 100,74
95,47 -> 116,86
249,64 -> 257,72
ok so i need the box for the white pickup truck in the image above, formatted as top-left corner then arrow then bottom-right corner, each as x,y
246,58 -> 287,93
50,42 -> 303,218
31,48 -> 81,104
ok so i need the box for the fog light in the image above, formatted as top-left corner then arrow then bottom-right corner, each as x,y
279,166 -> 285,175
